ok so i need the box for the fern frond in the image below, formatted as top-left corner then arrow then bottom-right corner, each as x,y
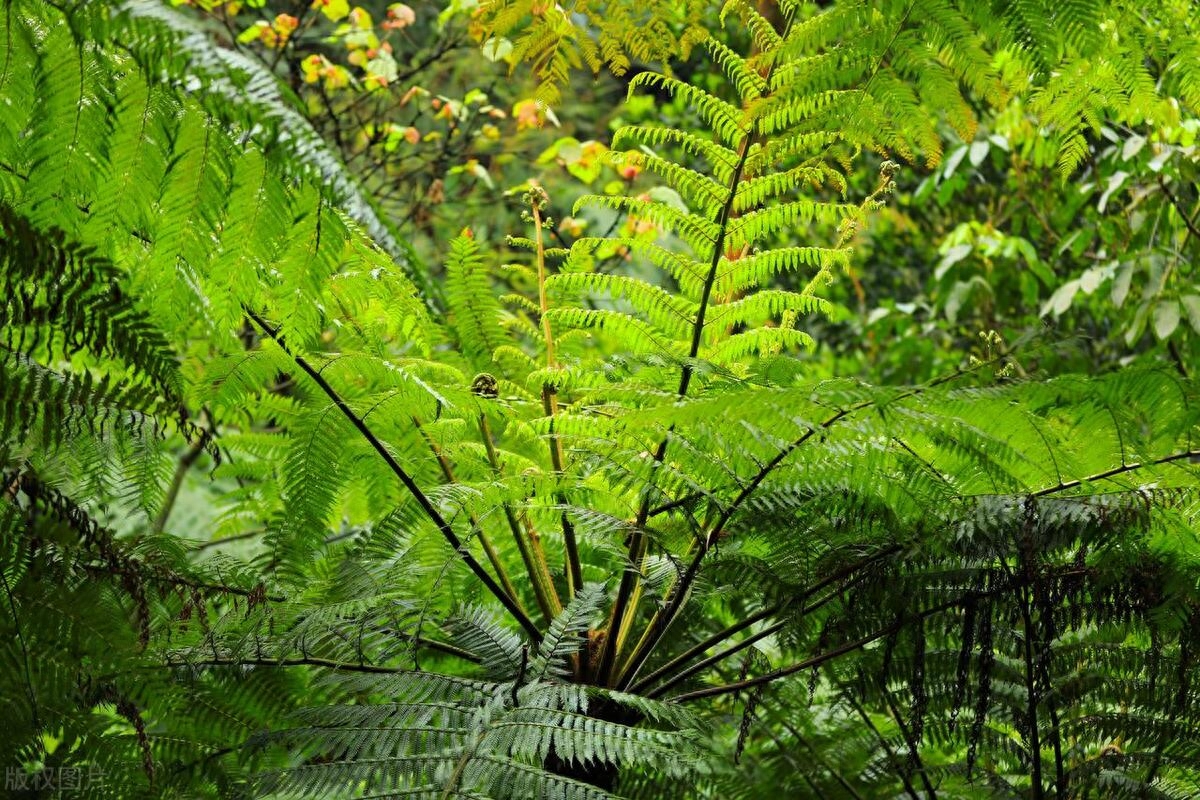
626,72 -> 749,146
610,126 -> 740,181
573,195 -> 718,257
547,272 -> 698,339
605,151 -> 729,217
532,583 -> 607,681
446,234 -> 510,370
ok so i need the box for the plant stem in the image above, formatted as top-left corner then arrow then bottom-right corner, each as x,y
478,413 -> 562,623
629,546 -> 902,692
1,569 -> 39,736
644,571 -> 870,698
245,309 -> 541,642
151,409 -> 211,535
597,126 -> 757,687
192,527 -> 266,551
838,675 -> 922,800
619,357 -> 1000,687
778,714 -> 867,800
1019,578 -> 1045,800
413,414 -> 523,611
176,655 -> 404,674
629,604 -> 779,694
671,585 -> 1003,703
531,199 -> 583,602
1157,175 -> 1200,245
879,678 -> 938,799
1031,450 -> 1200,497
759,723 -> 832,799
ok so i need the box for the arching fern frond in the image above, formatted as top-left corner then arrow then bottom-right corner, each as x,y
0,206 -> 180,403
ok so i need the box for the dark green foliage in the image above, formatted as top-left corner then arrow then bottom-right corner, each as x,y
0,208 -> 179,401
1,1 -> 1198,799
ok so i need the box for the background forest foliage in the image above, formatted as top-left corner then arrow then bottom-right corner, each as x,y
2,0 -> 1200,798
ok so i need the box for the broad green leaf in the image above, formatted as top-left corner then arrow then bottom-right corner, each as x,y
968,140 -> 990,166
1111,261 -> 1134,307
1181,295 -> 1200,334
935,244 -> 972,280
482,36 -> 514,62
1042,279 -> 1080,317
1153,300 -> 1180,340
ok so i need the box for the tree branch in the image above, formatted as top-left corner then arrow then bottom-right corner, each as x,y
1157,175 -> 1200,245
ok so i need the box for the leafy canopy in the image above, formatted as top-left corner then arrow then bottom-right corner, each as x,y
1,1 -> 1199,799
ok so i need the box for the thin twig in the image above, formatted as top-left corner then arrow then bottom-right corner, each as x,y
1157,175 -> 1200,245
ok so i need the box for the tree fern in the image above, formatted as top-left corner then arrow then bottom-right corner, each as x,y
2,1 -> 1199,798
252,662 -> 698,799
488,0 -> 1200,177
